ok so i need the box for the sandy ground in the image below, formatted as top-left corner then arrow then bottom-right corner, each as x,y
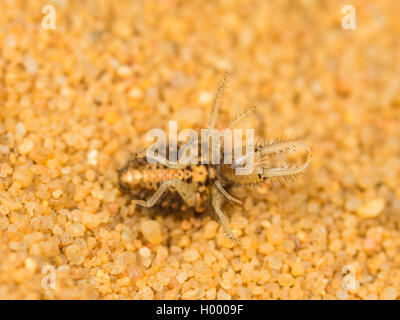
0,0 -> 400,299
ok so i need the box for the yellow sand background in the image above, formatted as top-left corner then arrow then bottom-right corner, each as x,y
0,0 -> 399,299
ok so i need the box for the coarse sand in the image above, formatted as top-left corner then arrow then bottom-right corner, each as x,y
0,0 -> 399,299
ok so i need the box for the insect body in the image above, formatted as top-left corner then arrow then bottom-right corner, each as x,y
119,150 -> 213,213
119,73 -> 312,245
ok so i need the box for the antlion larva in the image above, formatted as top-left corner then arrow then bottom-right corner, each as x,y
119,72 -> 311,246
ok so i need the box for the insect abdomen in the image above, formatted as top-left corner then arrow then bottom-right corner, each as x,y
119,157 -> 212,212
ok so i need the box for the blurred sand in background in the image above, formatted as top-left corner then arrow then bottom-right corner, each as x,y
0,0 -> 399,299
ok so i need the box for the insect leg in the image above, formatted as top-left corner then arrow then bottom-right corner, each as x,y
226,106 -> 256,129
211,185 -> 241,246
133,179 -> 196,208
207,71 -> 230,131
133,179 -> 178,207
214,180 -> 242,205
169,180 -> 197,207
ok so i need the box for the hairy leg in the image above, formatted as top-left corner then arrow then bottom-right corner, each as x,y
133,180 -> 177,207
214,180 -> 242,205
207,71 -> 230,131
211,185 -> 241,246
226,106 -> 256,129
133,179 -> 196,208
